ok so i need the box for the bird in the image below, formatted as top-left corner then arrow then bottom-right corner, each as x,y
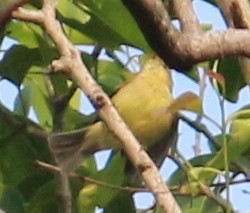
48,56 -> 177,175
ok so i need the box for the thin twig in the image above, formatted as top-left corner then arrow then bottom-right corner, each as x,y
193,71 -> 207,156
36,159 -> 250,196
35,160 -> 148,193
219,89 -> 231,213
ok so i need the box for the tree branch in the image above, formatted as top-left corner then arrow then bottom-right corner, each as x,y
229,0 -> 250,86
121,0 -> 187,70
122,0 -> 250,72
36,160 -> 250,196
171,0 -> 201,33
214,0 -> 250,87
35,160 -> 149,193
12,1 -> 182,212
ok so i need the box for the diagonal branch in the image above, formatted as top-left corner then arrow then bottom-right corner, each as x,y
12,1 -> 182,213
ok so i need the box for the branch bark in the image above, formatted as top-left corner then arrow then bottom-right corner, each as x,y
214,0 -> 250,87
122,0 -> 250,72
12,1 -> 182,212
171,0 -> 201,33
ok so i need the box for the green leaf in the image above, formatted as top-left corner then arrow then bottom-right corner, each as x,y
188,167 -> 221,182
65,25 -> 94,44
75,155 -> 98,178
104,191 -> 135,213
0,104 -> 17,138
25,180 -> 58,213
174,195 -> 224,213
177,167 -> 220,197
6,21 -> 43,48
78,153 -> 125,210
168,154 -> 216,186
57,0 -> 90,25
0,133 -> 37,186
200,197 -> 224,213
183,65 -> 200,82
0,183 -> 25,213
0,45 -> 42,86
61,0 -> 149,49
207,109 -> 250,169
210,57 -> 245,102
69,87 -> 82,110
228,108 -> 250,120
49,72 -> 69,95
57,0 -> 94,44
229,111 -> 250,156
97,60 -> 135,95
14,86 -> 31,116
233,156 -> 250,177
23,174 -> 82,213
63,107 -> 97,131
0,95 -> 51,190
7,21 -> 59,63
23,73 -> 53,129
17,167 -> 53,200
62,87 -> 97,131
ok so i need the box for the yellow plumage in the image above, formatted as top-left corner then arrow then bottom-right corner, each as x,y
48,56 -> 176,173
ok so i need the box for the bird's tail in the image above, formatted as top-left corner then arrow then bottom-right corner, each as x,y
48,128 -> 88,173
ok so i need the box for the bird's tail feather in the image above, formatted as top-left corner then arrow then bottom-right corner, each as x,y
48,128 -> 87,173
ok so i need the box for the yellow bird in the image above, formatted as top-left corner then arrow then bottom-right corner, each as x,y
48,56 -> 177,174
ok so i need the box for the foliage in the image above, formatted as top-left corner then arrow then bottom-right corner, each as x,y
0,0 -> 249,212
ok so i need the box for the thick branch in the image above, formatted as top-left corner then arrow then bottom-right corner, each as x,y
122,0 -> 250,72
174,30 -> 250,62
121,0 -> 188,70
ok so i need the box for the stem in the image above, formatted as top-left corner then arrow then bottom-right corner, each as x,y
194,70 -> 207,156
219,92 -> 231,213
